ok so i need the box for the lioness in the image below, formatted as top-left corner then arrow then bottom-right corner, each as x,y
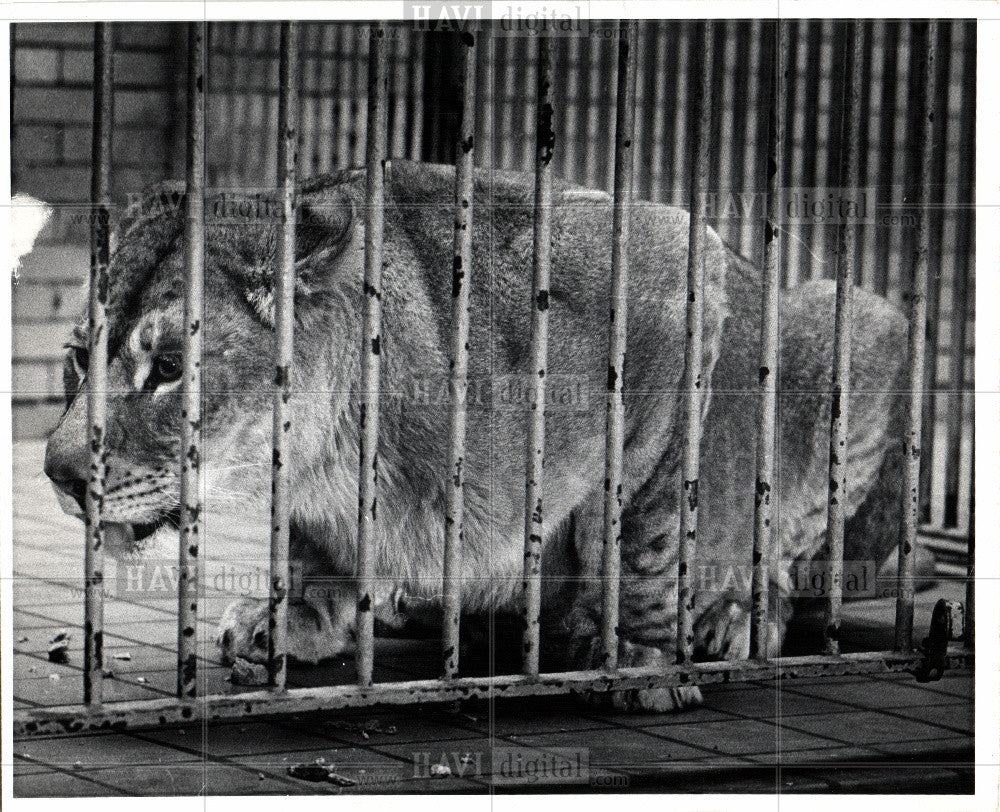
44,161 -> 906,710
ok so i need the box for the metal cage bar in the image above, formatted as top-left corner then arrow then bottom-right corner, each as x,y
918,22 -> 951,525
750,21 -> 786,661
441,27 -> 477,680
895,21 -> 937,651
177,21 -> 206,700
355,23 -> 389,687
943,239 -> 971,530
822,21 -> 863,657
521,33 -> 554,678
599,20 -> 638,671
83,22 -> 114,707
267,21 -> 300,691
676,21 -> 713,666
15,647 -> 970,737
965,450 -> 974,650
943,25 -> 975,532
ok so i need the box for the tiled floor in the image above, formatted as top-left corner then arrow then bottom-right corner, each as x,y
9,442 -> 974,795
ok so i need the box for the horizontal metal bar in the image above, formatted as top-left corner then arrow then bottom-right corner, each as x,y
14,648 -> 972,738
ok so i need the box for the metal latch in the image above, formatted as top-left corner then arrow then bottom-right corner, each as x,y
916,599 -> 965,682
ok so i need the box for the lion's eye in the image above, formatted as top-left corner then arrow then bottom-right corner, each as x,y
151,354 -> 182,385
72,346 -> 89,373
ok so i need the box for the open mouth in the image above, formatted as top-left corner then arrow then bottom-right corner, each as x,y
132,508 -> 182,543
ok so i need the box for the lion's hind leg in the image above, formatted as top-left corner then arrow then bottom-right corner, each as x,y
566,489 -> 704,712
692,590 -> 792,661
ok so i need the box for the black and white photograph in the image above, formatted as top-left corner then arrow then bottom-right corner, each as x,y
2,4 -> 993,803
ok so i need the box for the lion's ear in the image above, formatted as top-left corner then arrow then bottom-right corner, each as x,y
234,186 -> 355,326
295,187 -> 354,262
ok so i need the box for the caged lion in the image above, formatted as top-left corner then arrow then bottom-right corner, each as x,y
44,161 -> 908,711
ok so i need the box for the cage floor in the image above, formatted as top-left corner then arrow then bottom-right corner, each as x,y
10,441 -> 974,795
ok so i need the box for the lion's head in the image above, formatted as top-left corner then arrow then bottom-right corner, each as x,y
43,176 -> 359,554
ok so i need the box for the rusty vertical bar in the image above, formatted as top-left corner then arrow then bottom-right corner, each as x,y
561,36 -> 580,180
178,21 -> 206,700
895,21 -> 936,650
676,21 -> 713,666
315,26 -> 337,173
861,22 -> 887,292
823,21 -> 863,657
739,20 -> 765,256
353,26 -> 370,168
716,22 -> 738,243
335,26 -> 353,168
784,20 -> 809,286
391,28 -> 409,159
809,21 -> 835,282
944,245 -> 971,529
83,22 -> 113,707
521,33 -> 554,678
408,31 -> 425,161
267,21 -> 299,692
598,20 -> 637,671
583,34 -> 602,187
669,24 -> 691,206
964,448 -> 974,649
522,36 -> 539,173
750,21 -> 785,661
886,25 -> 913,305
441,27 -> 477,680
356,23 -> 388,687
648,24 -> 668,202
944,27 -> 975,529
918,22 -> 950,524
475,26 -> 493,173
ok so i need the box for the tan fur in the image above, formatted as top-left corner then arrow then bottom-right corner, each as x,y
44,163 -> 908,711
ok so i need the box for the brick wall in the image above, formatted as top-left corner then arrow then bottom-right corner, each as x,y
11,22 -> 185,438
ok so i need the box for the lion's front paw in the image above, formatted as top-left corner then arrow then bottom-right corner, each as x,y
613,641 -> 704,712
694,598 -> 784,660
572,638 -> 704,713
217,597 -> 269,664
694,599 -> 751,660
216,596 -> 356,666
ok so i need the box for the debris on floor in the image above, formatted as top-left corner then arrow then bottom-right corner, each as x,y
230,657 -> 268,686
286,757 -> 356,786
325,718 -> 398,737
47,630 -> 71,664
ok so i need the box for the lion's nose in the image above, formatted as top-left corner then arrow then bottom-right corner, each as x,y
43,447 -> 89,512
55,477 -> 88,512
